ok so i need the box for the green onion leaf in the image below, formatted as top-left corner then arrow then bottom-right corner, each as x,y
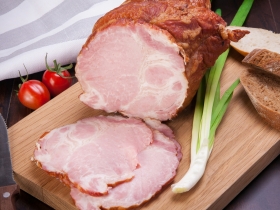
230,0 -> 254,26
211,78 -> 240,129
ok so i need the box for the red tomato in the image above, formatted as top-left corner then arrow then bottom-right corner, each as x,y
18,80 -> 50,110
42,54 -> 73,97
42,70 -> 72,97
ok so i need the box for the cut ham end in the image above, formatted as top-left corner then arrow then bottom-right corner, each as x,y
70,130 -> 180,210
76,22 -> 188,121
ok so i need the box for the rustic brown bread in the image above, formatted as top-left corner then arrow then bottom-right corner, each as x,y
240,68 -> 280,131
242,49 -> 280,77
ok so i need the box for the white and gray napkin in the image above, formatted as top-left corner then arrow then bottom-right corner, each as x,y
0,0 -> 124,81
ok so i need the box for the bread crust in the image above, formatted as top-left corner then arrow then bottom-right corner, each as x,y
242,49 -> 280,77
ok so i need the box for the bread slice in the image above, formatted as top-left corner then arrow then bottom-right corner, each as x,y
240,68 -> 280,131
242,49 -> 280,77
227,26 -> 280,56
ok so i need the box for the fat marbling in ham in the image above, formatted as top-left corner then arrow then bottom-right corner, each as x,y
76,22 -> 187,121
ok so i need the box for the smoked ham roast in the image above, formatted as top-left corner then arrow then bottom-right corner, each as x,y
33,115 -> 181,197
75,0 -> 248,121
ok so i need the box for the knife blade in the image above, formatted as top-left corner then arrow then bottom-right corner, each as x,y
0,114 -> 19,210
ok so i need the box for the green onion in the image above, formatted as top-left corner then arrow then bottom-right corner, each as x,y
209,78 -> 240,147
171,0 -> 254,193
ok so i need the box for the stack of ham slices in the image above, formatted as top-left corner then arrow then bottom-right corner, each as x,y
34,0 -> 248,209
34,116 -> 181,210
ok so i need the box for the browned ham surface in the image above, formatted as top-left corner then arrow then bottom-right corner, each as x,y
33,115 -> 181,197
75,0 -> 248,121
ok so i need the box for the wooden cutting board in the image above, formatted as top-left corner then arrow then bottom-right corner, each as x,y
8,49 -> 280,210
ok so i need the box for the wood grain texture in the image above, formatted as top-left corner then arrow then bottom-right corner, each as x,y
7,50 -> 280,210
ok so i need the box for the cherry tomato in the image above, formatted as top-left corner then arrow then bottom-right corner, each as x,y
42,54 -> 73,97
18,75 -> 50,110
42,70 -> 72,97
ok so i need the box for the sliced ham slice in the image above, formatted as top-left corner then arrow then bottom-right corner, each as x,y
70,130 -> 180,210
33,115 -> 181,198
34,115 -> 153,196
144,118 -> 182,161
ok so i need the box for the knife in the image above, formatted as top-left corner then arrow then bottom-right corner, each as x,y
0,114 -> 19,210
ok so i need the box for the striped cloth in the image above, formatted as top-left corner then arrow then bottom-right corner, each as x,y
0,0 -> 124,81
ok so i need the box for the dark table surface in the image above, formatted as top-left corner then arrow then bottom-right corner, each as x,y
1,0 -> 280,209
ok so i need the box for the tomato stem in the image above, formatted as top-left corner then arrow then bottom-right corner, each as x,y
17,64 -> 30,93
45,53 -> 74,79
18,64 -> 30,84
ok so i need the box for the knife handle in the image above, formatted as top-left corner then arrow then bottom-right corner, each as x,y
0,184 -> 19,210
